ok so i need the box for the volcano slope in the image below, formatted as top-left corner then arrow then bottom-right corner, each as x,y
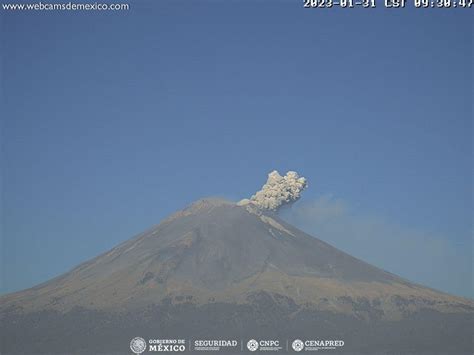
1,198 -> 473,354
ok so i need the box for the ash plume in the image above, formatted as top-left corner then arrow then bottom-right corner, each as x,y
239,170 -> 307,211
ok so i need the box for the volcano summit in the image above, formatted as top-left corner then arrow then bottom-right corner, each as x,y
1,198 -> 473,354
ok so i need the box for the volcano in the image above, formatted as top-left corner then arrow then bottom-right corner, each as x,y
1,198 -> 473,354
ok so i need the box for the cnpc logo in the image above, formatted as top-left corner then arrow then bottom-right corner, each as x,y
246,339 -> 281,352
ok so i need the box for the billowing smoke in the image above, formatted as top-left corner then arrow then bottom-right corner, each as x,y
239,170 -> 308,211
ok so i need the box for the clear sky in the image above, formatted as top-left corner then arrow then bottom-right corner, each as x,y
1,2 -> 472,298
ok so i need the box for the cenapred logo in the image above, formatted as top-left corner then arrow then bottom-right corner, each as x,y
291,339 -> 344,351
130,337 -> 147,354
247,339 -> 259,352
292,339 -> 304,352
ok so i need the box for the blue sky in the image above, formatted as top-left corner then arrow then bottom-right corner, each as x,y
1,2 -> 472,297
